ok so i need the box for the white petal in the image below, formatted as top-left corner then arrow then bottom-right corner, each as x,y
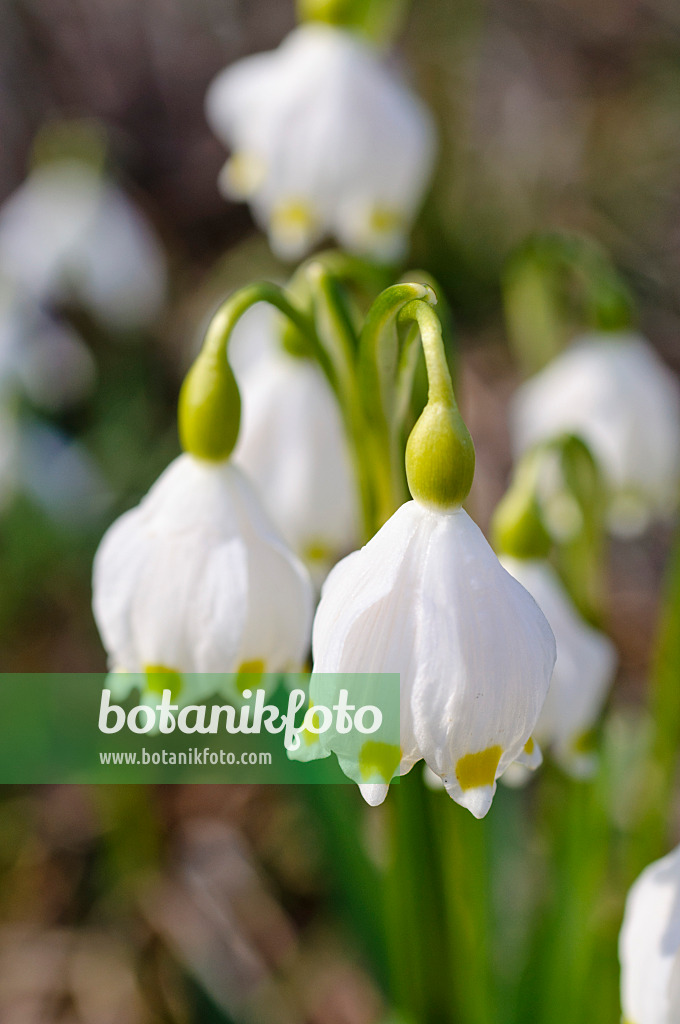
511,332 -> 680,533
408,509 -> 555,811
620,844 -> 680,1024
234,346 -> 359,567
359,782 -> 389,807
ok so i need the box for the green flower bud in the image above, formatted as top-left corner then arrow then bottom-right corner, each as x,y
178,347 -> 241,462
492,484 -> 552,560
405,399 -> 475,511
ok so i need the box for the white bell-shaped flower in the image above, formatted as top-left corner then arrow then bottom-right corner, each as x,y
230,307 -> 359,579
619,843 -> 680,1024
0,159 -> 166,329
511,331 -> 680,537
499,556 -> 617,777
205,24 -> 436,261
92,453 -> 314,703
311,499 -> 556,817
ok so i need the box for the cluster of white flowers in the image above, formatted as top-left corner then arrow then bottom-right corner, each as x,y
495,325 -> 680,781
206,23 -> 436,262
92,283 -> 560,818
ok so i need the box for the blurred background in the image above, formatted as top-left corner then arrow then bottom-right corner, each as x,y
0,0 -> 679,1021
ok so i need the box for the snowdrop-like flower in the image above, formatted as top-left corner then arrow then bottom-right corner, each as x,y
511,332 -> 680,537
206,24 -> 436,261
93,294 -> 314,706
312,500 -> 555,816
302,297 -> 556,817
93,455 -> 314,701
0,159 -> 166,329
619,843 -> 680,1024
499,556 -> 617,777
231,307 -> 359,578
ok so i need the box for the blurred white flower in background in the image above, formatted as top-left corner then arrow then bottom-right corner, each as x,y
499,555 -> 617,778
511,332 -> 680,537
20,421 -> 112,527
619,843 -> 680,1024
92,453 -> 314,703
0,158 -> 166,330
229,305 -> 359,581
206,23 -> 436,261
0,287 -> 95,412
310,499 -> 555,817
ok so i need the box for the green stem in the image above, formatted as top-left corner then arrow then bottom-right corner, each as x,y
358,283 -> 436,524
202,282 -> 316,363
397,299 -> 456,408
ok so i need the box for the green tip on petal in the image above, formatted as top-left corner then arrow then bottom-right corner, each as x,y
178,347 -> 241,462
405,399 -> 475,511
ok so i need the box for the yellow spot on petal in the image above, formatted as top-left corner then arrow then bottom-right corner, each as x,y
220,152 -> 266,199
299,703 -> 322,747
455,746 -> 502,791
303,540 -> 332,565
359,741 -> 401,783
524,737 -> 535,755
236,659 -> 265,695
368,205 -> 404,236
144,665 -> 183,700
270,200 -> 318,255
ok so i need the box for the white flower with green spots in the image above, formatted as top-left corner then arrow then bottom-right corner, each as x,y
307,498 -> 556,817
92,453 -> 314,705
206,23 -> 436,261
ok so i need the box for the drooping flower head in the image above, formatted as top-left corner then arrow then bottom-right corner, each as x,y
92,292 -> 314,706
205,24 -> 436,261
619,843 -> 680,1024
298,295 -> 556,817
511,331 -> 680,536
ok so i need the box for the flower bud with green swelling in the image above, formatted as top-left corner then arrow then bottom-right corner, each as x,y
406,400 -> 475,511
400,298 -> 475,511
178,347 -> 241,462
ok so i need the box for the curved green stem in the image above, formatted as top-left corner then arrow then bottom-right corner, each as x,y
358,283 -> 436,524
308,264 -> 378,539
202,282 -> 315,362
397,299 -> 456,408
